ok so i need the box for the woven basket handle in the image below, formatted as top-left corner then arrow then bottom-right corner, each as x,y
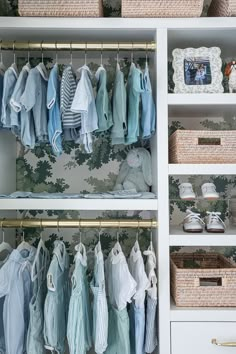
196,276 -> 225,287
197,137 -> 222,146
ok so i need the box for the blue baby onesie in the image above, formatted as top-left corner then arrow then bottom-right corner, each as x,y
0,247 -> 36,354
20,62 -> 49,143
47,64 -> 62,156
1,63 -> 19,132
67,243 -> 92,354
126,62 -> 144,145
141,62 -> 156,139
44,241 -> 70,354
10,62 -> 36,148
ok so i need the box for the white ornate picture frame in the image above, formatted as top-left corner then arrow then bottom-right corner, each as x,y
172,47 -> 224,93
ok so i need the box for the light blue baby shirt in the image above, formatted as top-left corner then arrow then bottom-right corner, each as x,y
71,65 -> 98,153
111,63 -> 127,145
126,62 -> 144,145
141,62 -> 156,139
0,247 -> 36,354
47,64 -> 62,156
10,62 -> 36,148
1,63 -> 19,132
20,62 -> 49,143
95,66 -> 113,132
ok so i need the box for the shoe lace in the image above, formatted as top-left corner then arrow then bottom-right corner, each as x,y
206,211 -> 226,229
182,209 -> 205,225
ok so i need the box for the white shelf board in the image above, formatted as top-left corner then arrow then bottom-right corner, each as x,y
0,198 -> 157,211
168,93 -> 236,106
170,298 -> 236,322
169,164 -> 236,175
170,226 -> 236,246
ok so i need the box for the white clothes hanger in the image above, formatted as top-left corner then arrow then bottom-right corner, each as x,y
17,220 -> 32,252
0,220 -> 13,255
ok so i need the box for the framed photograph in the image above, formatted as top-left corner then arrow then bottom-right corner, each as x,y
172,47 -> 224,93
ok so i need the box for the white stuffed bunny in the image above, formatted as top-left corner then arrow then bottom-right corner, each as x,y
114,148 -> 152,192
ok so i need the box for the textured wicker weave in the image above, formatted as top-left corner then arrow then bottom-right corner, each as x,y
208,0 -> 236,16
122,0 -> 204,18
171,253 -> 236,307
169,130 -> 236,164
18,0 -> 103,17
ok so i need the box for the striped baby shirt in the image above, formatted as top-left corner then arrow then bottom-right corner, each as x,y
60,66 -> 81,130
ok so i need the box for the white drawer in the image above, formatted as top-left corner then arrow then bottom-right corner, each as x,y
171,322 -> 236,354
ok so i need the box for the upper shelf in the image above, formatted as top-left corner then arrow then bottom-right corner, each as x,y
169,164 -> 236,175
168,94 -> 236,106
0,198 -> 158,211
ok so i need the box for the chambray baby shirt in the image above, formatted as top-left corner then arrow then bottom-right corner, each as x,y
60,65 -> 81,141
111,63 -> 127,145
67,243 -> 92,354
0,247 -> 36,354
95,66 -> 113,132
47,63 -> 62,156
126,62 -> 144,145
44,241 -> 70,354
1,63 -> 19,131
141,62 -> 156,139
71,65 -> 98,153
20,62 -> 49,143
90,242 -> 108,354
10,62 -> 36,148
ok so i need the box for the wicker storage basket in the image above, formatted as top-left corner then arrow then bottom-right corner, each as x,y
171,253 -> 236,307
208,0 -> 236,17
169,130 -> 236,164
18,0 -> 103,17
122,0 -> 204,18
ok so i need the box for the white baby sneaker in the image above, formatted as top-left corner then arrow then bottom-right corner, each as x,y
205,211 -> 226,233
179,183 -> 196,200
201,183 -> 219,200
182,209 -> 205,233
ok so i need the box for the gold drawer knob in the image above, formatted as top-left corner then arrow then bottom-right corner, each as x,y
212,338 -> 236,347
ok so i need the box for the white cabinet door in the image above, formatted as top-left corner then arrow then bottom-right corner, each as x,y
171,322 -> 236,354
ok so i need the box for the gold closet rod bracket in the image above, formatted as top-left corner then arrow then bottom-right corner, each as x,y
0,41 -> 156,52
0,218 -> 157,229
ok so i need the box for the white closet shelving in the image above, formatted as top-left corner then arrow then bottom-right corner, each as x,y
0,15 -> 236,354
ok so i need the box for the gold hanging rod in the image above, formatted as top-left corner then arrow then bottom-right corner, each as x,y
0,218 -> 157,229
0,41 -> 156,52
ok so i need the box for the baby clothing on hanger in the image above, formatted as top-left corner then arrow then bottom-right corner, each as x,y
111,63 -> 127,145
126,62 -> 144,145
105,242 -> 137,354
20,62 -> 49,143
10,62 -> 36,148
71,65 -> 98,153
47,63 -> 62,156
0,246 -> 36,354
44,241 -> 70,354
60,65 -> 81,142
128,241 -> 150,354
27,239 -> 49,354
1,63 -> 19,132
143,245 -> 158,354
141,62 -> 156,139
90,241 -> 108,354
67,243 -> 92,354
95,65 -> 113,132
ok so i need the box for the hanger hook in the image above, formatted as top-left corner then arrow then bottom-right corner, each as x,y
70,42 -> 73,66
13,40 -> 16,64
117,221 -> 121,243
28,40 -> 30,63
1,218 -> 5,243
20,220 -> 25,242
146,42 -> 148,64
98,220 -> 102,243
101,42 -> 103,66
136,220 -> 140,242
85,42 -> 87,66
55,41 -> 58,63
150,225 -> 153,251
40,219 -> 43,239
117,42 -> 120,64
131,42 -> 134,63
0,40 -> 3,63
41,40 -> 44,63
57,219 -> 60,234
